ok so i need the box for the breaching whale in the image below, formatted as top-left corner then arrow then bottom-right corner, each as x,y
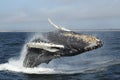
23,19 -> 103,68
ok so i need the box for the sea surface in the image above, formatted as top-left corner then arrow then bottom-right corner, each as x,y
0,31 -> 120,80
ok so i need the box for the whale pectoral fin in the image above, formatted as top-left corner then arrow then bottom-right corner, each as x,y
27,42 -> 64,52
48,18 -> 71,32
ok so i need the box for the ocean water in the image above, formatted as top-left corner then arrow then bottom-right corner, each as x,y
0,31 -> 120,80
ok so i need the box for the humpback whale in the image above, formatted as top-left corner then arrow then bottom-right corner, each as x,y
23,19 -> 103,68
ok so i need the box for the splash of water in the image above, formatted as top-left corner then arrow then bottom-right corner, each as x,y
0,33 -> 56,74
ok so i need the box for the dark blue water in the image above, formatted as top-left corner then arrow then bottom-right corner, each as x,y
0,31 -> 120,80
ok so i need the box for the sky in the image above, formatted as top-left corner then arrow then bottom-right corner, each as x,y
0,0 -> 120,31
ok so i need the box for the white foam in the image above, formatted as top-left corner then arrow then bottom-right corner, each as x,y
0,63 -> 55,74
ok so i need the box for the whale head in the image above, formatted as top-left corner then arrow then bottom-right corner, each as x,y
63,31 -> 103,52
45,30 -> 103,56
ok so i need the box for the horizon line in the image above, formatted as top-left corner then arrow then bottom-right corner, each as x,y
0,29 -> 120,32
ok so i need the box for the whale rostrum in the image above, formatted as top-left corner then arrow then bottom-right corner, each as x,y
23,19 -> 103,68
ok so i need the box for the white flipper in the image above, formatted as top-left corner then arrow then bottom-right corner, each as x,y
48,18 -> 71,32
27,42 -> 64,52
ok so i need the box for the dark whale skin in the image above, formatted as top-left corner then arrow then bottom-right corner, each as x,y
23,31 -> 103,68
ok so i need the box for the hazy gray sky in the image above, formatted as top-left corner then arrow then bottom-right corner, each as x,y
0,0 -> 120,31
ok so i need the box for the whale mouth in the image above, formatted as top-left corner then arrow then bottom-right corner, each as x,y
85,40 -> 103,51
